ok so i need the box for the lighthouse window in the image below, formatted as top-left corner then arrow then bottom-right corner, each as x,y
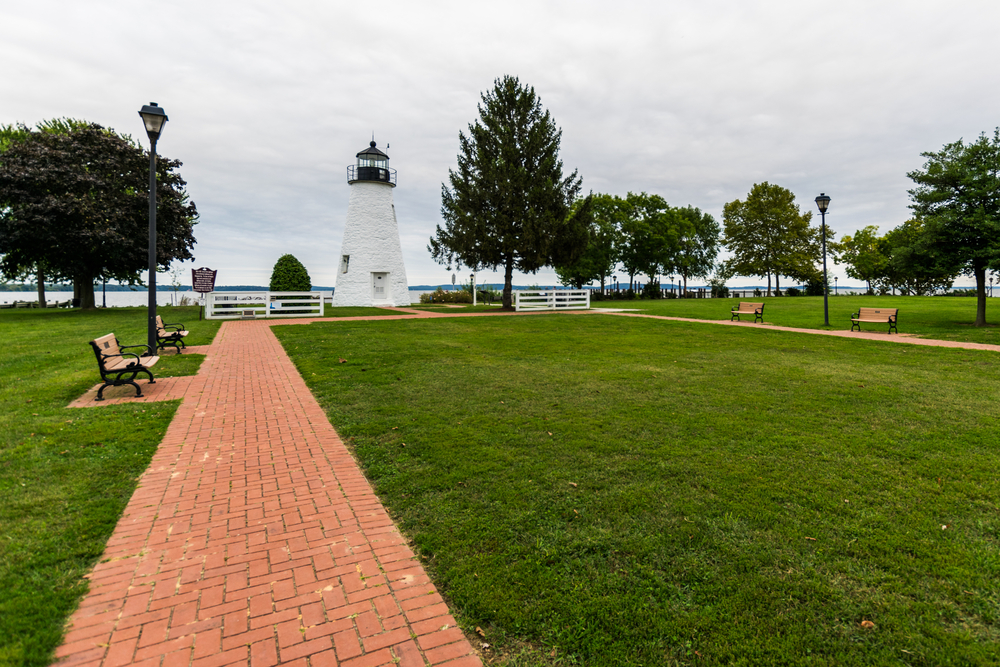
341,255 -> 350,273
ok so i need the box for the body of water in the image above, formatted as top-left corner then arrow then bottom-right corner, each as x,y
2,290 -> 439,307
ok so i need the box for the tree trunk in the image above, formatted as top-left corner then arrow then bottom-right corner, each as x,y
683,273 -> 688,295
775,275 -> 780,296
502,256 -> 514,310
599,276 -> 606,295
766,273 -> 772,297
75,274 -> 97,309
974,261 -> 987,327
36,269 -> 46,307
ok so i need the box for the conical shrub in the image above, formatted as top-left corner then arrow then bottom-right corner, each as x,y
269,254 -> 311,291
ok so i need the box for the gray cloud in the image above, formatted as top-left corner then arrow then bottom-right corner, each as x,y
3,0 -> 996,288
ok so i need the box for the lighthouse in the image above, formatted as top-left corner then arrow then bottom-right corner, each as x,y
331,141 -> 411,307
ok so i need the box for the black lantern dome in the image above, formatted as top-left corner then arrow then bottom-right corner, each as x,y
348,140 -> 396,186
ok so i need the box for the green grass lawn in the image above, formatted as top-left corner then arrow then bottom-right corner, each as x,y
0,306 -> 219,667
276,314 -> 1000,666
593,295 -> 1000,345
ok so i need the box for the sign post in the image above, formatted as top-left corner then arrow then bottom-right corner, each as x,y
191,267 -> 217,320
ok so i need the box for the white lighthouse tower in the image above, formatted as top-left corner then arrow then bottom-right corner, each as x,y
331,141 -> 411,307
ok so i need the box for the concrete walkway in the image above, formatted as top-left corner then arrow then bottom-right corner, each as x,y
58,320 -> 482,667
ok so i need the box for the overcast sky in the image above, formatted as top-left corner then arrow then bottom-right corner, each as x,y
3,0 -> 997,289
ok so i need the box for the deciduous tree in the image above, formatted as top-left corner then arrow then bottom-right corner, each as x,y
907,129 -> 1000,325
880,219 -> 958,295
721,182 -> 820,295
554,194 -> 623,292
673,206 -> 720,293
836,225 -> 887,294
0,122 -> 197,308
430,75 -> 589,309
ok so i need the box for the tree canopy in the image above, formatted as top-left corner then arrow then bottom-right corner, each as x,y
430,75 -> 589,308
836,225 -> 886,294
0,121 -> 197,308
907,129 -> 1000,325
673,205 -> 721,292
721,182 -> 822,295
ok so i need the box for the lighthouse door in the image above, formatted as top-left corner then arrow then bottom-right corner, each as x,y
371,273 -> 389,302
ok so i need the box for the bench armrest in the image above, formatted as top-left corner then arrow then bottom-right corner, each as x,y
119,343 -> 155,357
160,321 -> 185,331
851,311 -> 860,319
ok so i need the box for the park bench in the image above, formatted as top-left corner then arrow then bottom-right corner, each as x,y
851,307 -> 898,334
155,315 -> 189,353
88,333 -> 159,400
730,301 -> 765,323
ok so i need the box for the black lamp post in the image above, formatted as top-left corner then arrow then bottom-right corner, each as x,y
139,103 -> 168,355
834,276 -> 838,296
815,193 -> 831,326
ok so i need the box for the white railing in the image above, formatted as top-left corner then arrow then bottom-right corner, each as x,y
514,289 -> 591,312
205,291 -> 324,319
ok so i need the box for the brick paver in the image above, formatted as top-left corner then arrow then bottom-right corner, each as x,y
57,320 -> 482,666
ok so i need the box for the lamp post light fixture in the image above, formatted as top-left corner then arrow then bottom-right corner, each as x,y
815,193 -> 831,326
138,102 -> 168,354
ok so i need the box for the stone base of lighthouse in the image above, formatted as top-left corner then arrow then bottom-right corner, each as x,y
332,181 -> 411,307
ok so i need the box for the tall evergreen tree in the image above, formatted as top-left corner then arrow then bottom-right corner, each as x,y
430,75 -> 589,308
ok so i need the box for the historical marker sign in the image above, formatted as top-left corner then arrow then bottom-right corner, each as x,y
192,267 -> 218,293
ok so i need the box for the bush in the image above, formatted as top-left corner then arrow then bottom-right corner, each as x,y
710,284 -> 729,298
804,279 -> 825,297
420,287 -> 472,304
785,287 -> 801,297
269,254 -> 311,291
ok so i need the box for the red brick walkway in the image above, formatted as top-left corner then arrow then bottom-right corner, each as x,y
57,320 -> 482,667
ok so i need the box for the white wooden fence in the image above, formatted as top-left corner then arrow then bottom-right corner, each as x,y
514,290 -> 591,312
205,291 -> 324,319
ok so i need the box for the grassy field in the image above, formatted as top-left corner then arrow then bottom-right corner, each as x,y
276,313 -> 1000,666
593,295 -> 1000,345
0,306 -> 219,667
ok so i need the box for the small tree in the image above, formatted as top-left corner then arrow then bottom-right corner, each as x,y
880,219 -> 958,295
269,254 -> 311,291
837,225 -> 887,294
